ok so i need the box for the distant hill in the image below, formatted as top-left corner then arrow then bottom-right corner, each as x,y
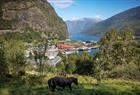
66,18 -> 102,35
83,6 -> 140,38
0,0 -> 68,40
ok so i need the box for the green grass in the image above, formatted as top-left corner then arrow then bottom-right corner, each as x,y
0,73 -> 140,95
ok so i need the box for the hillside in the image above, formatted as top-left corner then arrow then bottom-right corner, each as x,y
66,18 -> 102,35
1,73 -> 140,95
83,6 -> 140,37
0,0 -> 68,40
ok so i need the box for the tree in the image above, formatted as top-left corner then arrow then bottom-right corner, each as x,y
33,31 -> 49,76
33,44 -> 47,75
93,29 -> 120,84
113,28 -> 137,65
56,62 -> 65,72
76,52 -> 93,75
93,28 -> 140,80
64,53 -> 78,74
93,50 -> 111,84
100,28 -> 138,65
4,40 -> 26,76
0,38 -> 8,77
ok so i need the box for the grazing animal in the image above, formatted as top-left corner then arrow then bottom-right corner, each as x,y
48,77 -> 78,91
18,71 -> 25,76
5,73 -> 13,79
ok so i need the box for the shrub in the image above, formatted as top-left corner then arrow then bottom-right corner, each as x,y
110,63 -> 140,80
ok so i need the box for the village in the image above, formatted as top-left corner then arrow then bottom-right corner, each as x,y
25,39 -> 99,66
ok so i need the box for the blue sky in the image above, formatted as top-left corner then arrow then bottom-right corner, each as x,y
48,0 -> 140,21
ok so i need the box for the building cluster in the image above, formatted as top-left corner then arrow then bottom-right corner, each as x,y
25,40 -> 98,66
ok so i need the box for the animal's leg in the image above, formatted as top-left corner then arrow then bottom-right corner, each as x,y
52,86 -> 55,92
52,84 -> 56,92
63,86 -> 65,89
69,85 -> 72,91
52,88 -> 55,92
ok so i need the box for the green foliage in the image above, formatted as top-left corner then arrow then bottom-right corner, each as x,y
0,38 -> 8,77
56,62 -> 65,72
1,29 -> 42,43
111,63 -> 140,79
93,50 -> 111,84
60,52 -> 93,75
4,40 -> 26,76
94,28 -> 140,81
64,53 -> 78,74
44,64 -> 57,73
32,40 -> 49,76
75,52 -> 93,75
65,61 -> 76,74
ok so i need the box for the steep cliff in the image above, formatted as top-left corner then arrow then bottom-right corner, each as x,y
0,0 -> 68,40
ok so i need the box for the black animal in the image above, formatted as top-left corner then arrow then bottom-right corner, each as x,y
5,73 -> 13,79
18,71 -> 25,76
48,77 -> 78,91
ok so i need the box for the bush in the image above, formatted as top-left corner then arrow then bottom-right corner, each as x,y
43,64 -> 57,73
56,62 -> 65,72
110,63 -> 140,80
25,75 -> 45,85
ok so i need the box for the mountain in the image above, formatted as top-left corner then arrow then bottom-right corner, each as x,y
66,18 -> 102,35
83,6 -> 140,37
0,0 -> 68,39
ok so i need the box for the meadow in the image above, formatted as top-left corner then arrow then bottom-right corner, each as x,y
0,73 -> 140,95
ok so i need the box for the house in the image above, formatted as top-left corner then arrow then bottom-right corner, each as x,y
46,56 -> 62,66
45,45 -> 59,59
57,44 -> 74,49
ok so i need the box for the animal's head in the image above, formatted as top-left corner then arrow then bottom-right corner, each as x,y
73,78 -> 78,85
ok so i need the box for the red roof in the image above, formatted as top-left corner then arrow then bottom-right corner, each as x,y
57,44 -> 74,49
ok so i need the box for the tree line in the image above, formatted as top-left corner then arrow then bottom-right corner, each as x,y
57,28 -> 140,83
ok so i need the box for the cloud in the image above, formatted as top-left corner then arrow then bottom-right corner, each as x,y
93,15 -> 104,20
47,0 -> 75,8
94,15 -> 102,19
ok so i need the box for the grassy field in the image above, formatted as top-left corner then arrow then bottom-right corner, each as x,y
0,73 -> 140,95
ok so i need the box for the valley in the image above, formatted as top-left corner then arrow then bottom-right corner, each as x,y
0,0 -> 140,95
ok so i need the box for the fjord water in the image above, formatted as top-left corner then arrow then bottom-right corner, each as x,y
69,33 -> 100,56
69,33 -> 100,41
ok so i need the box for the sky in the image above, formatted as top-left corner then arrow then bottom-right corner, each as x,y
47,0 -> 140,21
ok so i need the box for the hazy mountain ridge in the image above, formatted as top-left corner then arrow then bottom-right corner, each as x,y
0,0 -> 68,39
83,6 -> 140,37
66,18 -> 102,35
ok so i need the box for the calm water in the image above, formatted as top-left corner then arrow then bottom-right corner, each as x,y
69,33 -> 100,56
69,33 -> 100,41
77,48 -> 99,56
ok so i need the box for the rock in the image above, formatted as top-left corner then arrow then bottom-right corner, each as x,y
0,0 -> 68,39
